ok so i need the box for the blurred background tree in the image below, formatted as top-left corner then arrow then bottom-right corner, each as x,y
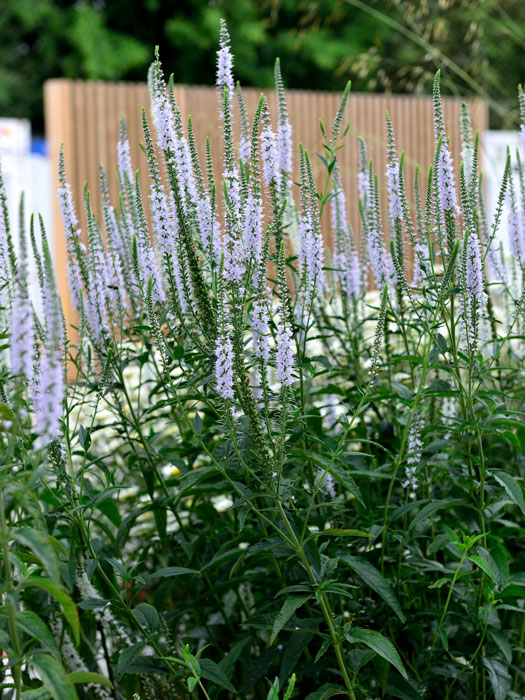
1,0 -> 524,133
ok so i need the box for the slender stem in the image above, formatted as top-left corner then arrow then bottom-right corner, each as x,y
276,502 -> 356,699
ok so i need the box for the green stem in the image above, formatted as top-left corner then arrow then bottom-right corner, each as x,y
0,489 -> 22,700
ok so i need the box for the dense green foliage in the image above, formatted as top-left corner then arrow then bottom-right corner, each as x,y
2,0 -> 525,131
1,26 -> 525,700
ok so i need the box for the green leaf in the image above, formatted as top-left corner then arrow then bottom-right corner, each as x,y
468,555 -> 498,585
32,654 -> 78,700
339,555 -> 405,622
219,637 -> 251,678
16,610 -> 60,657
305,684 -> 349,700
0,608 -> 59,658
346,627 -> 407,679
483,657 -> 511,700
78,425 -> 91,450
24,577 -> 80,646
283,674 -> 296,700
279,631 -> 312,686
21,689 -> 51,700
13,528 -> 59,582
193,411 -> 203,435
386,675 -> 424,700
436,333 -> 448,353
67,672 -> 113,688
489,631 -> 513,665
271,595 -> 311,644
116,642 -> 146,680
492,471 -> 525,517
144,566 -> 198,581
393,382 -> 413,401
320,529 -> 373,538
409,499 -> 465,531
132,603 -> 160,633
200,658 -> 237,693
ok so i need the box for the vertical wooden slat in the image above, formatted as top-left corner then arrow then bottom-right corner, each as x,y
44,79 -> 75,326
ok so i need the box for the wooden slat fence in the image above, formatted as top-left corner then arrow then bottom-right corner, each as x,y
44,79 -> 488,322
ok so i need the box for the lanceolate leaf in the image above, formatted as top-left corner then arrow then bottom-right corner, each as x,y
24,577 -> 80,646
483,657 -> 511,700
271,595 -> 311,643
13,528 -> 60,582
67,672 -> 113,688
32,654 -> 79,700
492,471 -> 525,517
339,555 -> 405,622
468,555 -> 498,585
346,627 -> 408,679
200,658 -> 237,693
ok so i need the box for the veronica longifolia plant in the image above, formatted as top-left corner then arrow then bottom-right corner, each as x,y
1,22 -> 525,700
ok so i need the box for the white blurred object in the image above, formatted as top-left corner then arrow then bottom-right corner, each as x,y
0,118 -> 52,310
482,130 -> 521,252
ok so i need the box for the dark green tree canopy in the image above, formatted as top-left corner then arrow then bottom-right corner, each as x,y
2,0 -> 524,132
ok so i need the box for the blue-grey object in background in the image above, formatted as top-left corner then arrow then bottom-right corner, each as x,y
31,136 -> 47,155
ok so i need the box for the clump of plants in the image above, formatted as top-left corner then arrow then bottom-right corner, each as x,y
1,20 -> 525,700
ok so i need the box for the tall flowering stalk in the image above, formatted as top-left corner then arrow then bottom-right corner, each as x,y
260,98 -> 279,188
84,190 -> 110,346
386,113 -> 403,225
298,145 -> 325,298
33,220 -> 65,447
367,167 -> 394,291
274,58 -> 293,184
460,226 -> 487,355
216,19 -> 234,102
402,412 -> 423,492
357,136 -> 369,206
433,71 -> 459,258
10,201 -> 34,381
58,148 -> 86,308
275,243 -> 294,389
0,163 -> 14,315
331,165 -> 362,302
236,82 -> 251,163
142,105 -> 188,311
215,256 -> 234,402
460,102 -> 475,189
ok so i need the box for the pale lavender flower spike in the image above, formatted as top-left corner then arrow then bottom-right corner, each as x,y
357,136 -> 369,204
276,321 -> 294,387
275,58 -> 292,175
10,239 -> 34,380
58,150 -> 84,308
149,56 -> 175,154
508,179 -> 525,265
433,72 -> 459,217
403,413 -> 423,491
386,115 -> 403,221
519,86 -> 525,162
215,329 -> 235,400
243,192 -> 263,260
216,19 -> 234,100
117,118 -> 134,184
462,228 -> 487,351
331,168 -> 362,300
298,147 -> 325,294
251,295 -> 271,362
260,99 -> 279,186
367,174 -> 395,291
34,348 -> 63,448
215,263 -> 235,401
34,230 -> 64,447
0,187 -> 9,308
